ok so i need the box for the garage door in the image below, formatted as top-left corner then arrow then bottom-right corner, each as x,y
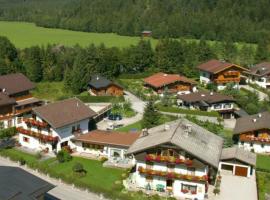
221,164 -> 233,172
235,166 -> 248,177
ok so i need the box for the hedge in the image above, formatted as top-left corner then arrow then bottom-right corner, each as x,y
0,127 -> 17,139
156,104 -> 220,117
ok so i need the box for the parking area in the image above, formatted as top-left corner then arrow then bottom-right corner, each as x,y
215,170 -> 257,200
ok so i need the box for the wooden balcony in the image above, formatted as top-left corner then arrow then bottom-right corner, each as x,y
0,113 -> 14,120
223,71 -> 240,76
15,94 -> 33,101
240,134 -> 270,144
138,166 -> 208,182
145,154 -> 193,166
17,127 -> 58,142
24,118 -> 48,128
214,77 -> 240,84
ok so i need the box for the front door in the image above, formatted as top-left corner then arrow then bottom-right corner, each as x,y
166,179 -> 173,193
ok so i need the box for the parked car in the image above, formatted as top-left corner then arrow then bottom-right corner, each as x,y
108,114 -> 122,121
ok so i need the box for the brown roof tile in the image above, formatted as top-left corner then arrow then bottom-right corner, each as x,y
197,59 -> 248,74
0,73 -> 35,95
73,130 -> 140,148
144,72 -> 196,88
33,98 -> 96,129
234,111 -> 270,135
178,91 -> 234,104
0,93 -> 16,107
248,62 -> 270,77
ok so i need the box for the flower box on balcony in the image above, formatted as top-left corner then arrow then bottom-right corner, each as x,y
181,189 -> 189,194
191,191 -> 197,195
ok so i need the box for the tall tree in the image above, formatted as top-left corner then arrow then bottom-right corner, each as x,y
142,99 -> 161,129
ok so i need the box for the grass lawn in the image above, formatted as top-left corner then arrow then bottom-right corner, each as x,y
0,21 -> 255,50
0,148 -> 38,163
256,154 -> 270,171
257,172 -> 270,200
0,21 -> 156,49
32,81 -> 73,101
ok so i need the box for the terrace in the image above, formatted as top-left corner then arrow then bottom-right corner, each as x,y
17,127 -> 58,142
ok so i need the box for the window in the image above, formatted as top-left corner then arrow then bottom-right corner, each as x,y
23,137 -> 29,143
146,161 -> 153,169
261,143 -> 265,148
214,104 -> 222,109
254,131 -> 259,137
181,184 -> 197,193
241,141 -> 244,145
187,167 -> 195,175
167,164 -> 175,172
82,143 -> 103,150
250,142 -> 253,147
223,103 -> 231,109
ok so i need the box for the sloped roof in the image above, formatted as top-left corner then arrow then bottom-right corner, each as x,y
221,147 -> 256,166
144,72 -> 197,88
33,98 -> 96,129
0,166 -> 54,200
178,91 -> 234,104
0,93 -> 16,106
248,62 -> 270,77
88,74 -> 122,89
73,130 -> 140,148
197,59 -> 248,74
234,111 -> 270,135
0,73 -> 35,95
127,119 -> 224,168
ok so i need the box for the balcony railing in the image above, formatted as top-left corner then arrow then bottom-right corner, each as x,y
240,134 -> 270,144
17,127 -> 58,142
223,71 -> 240,76
214,77 -> 240,83
138,166 -> 208,182
24,118 -> 48,128
145,154 -> 193,166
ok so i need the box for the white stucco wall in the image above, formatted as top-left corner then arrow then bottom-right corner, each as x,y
199,71 -> 211,85
238,141 -> 270,153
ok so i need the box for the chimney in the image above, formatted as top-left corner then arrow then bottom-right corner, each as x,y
77,102 -> 79,108
142,128 -> 149,137
96,75 -> 99,80
163,73 -> 168,77
201,94 -> 205,97
210,92 -> 214,96
258,113 -> 262,118
253,118 -> 257,123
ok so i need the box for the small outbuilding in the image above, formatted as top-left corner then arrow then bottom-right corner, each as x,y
219,147 -> 256,177
88,75 -> 123,96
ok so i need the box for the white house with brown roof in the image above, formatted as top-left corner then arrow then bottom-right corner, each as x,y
233,111 -> 270,153
72,130 -> 140,160
126,119 -> 224,200
177,91 -> 235,119
17,98 -> 96,153
246,62 -> 270,89
197,59 -> 248,90
0,73 -> 43,129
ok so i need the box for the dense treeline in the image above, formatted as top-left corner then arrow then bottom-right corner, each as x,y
1,0 -> 270,43
0,36 -> 269,94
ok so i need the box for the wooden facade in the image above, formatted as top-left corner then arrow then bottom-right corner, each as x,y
239,129 -> 270,144
90,84 -> 123,96
153,82 -> 192,94
213,66 -> 242,84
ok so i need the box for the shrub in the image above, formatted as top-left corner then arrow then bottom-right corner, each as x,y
0,127 -> 17,139
35,152 -> 42,160
213,188 -> 220,195
56,149 -> 72,163
100,157 -> 108,163
19,157 -> 26,165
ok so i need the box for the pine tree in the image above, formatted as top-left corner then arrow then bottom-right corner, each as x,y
142,99 -> 160,129
255,39 -> 269,62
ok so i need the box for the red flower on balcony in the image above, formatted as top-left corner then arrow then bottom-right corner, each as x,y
156,155 -> 161,162
185,159 -> 193,166
181,189 -> 189,194
191,191 -> 197,195
167,172 -> 175,179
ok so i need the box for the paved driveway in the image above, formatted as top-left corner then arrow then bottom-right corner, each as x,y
216,171 -> 257,200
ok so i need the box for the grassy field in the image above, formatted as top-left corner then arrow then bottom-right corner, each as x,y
256,155 -> 270,200
0,21 -> 255,49
257,154 -> 270,171
0,21 -> 156,48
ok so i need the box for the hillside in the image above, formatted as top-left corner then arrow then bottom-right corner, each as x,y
0,0 -> 270,43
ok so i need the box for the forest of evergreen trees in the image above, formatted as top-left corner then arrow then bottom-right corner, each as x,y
1,0 -> 270,43
0,35 -> 269,94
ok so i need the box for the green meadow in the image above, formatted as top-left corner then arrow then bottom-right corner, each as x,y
0,21 -> 157,48
0,21 -> 254,49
